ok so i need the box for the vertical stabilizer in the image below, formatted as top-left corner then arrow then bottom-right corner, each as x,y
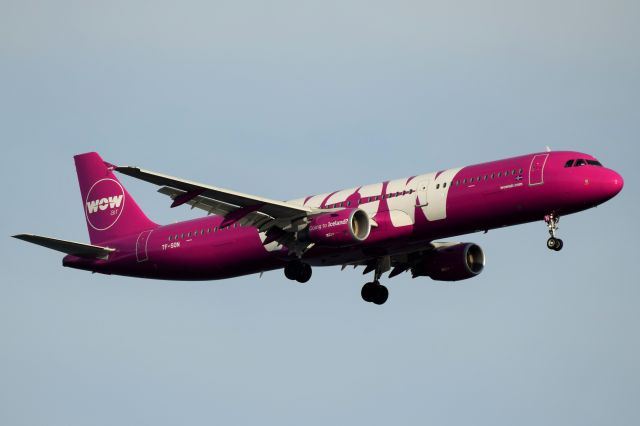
74,152 -> 158,245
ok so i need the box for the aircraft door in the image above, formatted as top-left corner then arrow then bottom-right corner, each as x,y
416,179 -> 429,207
136,230 -> 153,262
529,154 -> 549,186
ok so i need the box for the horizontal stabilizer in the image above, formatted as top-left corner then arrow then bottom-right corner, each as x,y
13,234 -> 115,259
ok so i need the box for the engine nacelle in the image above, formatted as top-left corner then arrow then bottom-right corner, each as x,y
299,209 -> 371,246
412,243 -> 485,281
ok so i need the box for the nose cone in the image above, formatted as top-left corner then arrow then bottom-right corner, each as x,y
599,169 -> 624,201
608,170 -> 624,197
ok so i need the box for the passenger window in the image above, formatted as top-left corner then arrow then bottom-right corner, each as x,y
443,182 -> 447,188
497,172 -> 501,178
187,232 -> 191,237
575,159 -> 586,167
511,170 -> 516,175
436,184 -> 440,189
347,201 -> 351,206
518,168 -> 523,174
564,160 -> 574,168
462,178 -> 467,184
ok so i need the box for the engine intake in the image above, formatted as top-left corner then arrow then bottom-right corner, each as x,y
412,243 -> 485,281
299,208 -> 371,246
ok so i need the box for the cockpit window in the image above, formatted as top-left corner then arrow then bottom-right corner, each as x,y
587,160 -> 603,167
564,160 -> 574,168
575,159 -> 586,167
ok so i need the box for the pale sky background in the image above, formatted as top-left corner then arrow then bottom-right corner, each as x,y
1,1 -> 638,425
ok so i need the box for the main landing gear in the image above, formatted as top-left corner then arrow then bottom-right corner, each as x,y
284,260 -> 312,283
361,257 -> 390,305
361,281 -> 389,305
545,213 -> 564,251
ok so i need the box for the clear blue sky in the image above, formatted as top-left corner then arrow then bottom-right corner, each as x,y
1,1 -> 638,425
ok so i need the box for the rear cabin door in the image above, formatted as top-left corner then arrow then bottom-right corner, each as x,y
528,154 -> 549,186
136,230 -> 153,262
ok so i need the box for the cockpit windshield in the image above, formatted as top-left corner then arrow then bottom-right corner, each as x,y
565,158 -> 603,168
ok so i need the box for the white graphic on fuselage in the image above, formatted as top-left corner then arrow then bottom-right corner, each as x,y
424,167 -> 462,221
288,167 -> 462,228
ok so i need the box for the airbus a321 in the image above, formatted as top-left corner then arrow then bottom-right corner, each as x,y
14,151 -> 623,305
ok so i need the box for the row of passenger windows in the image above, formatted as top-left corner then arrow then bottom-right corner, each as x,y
324,189 -> 416,209
167,223 -> 242,241
325,168 -> 524,208
450,168 -> 524,188
564,159 -> 603,168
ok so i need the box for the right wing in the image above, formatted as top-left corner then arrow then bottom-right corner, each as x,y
13,234 -> 115,259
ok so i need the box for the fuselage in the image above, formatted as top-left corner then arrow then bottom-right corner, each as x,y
63,151 -> 623,280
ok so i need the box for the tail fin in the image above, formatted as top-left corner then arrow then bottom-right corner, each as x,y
74,152 -> 158,245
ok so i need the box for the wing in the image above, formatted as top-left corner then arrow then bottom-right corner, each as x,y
13,234 -> 115,259
342,242 -> 460,278
116,166 -> 318,232
116,165 -> 324,255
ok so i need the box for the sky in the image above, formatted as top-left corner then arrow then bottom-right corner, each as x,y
1,1 -> 638,425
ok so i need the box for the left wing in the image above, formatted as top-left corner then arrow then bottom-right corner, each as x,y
116,166 -> 318,232
116,166 -> 326,255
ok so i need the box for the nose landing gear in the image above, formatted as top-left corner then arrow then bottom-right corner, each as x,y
545,214 -> 563,251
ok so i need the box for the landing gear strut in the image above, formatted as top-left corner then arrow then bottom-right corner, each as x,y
361,257 -> 390,305
284,261 -> 312,283
545,213 -> 563,251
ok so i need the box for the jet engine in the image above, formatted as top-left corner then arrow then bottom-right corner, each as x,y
412,243 -> 485,281
299,208 -> 371,246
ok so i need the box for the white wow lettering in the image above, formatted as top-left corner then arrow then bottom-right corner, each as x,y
86,195 -> 124,214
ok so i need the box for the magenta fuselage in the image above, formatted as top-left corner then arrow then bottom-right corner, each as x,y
63,151 -> 624,280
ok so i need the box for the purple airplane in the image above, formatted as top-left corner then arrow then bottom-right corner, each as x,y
14,151 -> 623,305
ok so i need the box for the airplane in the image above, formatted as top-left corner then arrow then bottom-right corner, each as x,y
13,150 -> 623,305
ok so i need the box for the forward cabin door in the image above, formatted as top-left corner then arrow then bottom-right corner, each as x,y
528,154 -> 549,186
136,230 -> 153,262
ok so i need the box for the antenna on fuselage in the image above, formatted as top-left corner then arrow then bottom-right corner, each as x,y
545,146 -> 552,152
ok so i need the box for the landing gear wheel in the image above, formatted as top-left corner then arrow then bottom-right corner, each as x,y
296,263 -> 312,283
361,282 -> 388,305
361,282 -> 376,302
284,262 -> 298,280
544,214 -> 564,252
284,261 -> 312,283
373,285 -> 389,305
554,238 -> 563,251
547,237 -> 564,251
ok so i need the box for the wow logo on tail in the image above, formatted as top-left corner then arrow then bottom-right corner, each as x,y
84,178 -> 126,231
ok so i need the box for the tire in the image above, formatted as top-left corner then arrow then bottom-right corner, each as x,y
554,239 -> 564,251
373,285 -> 389,305
547,237 -> 557,250
296,263 -> 312,283
361,282 -> 376,302
284,262 -> 298,280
